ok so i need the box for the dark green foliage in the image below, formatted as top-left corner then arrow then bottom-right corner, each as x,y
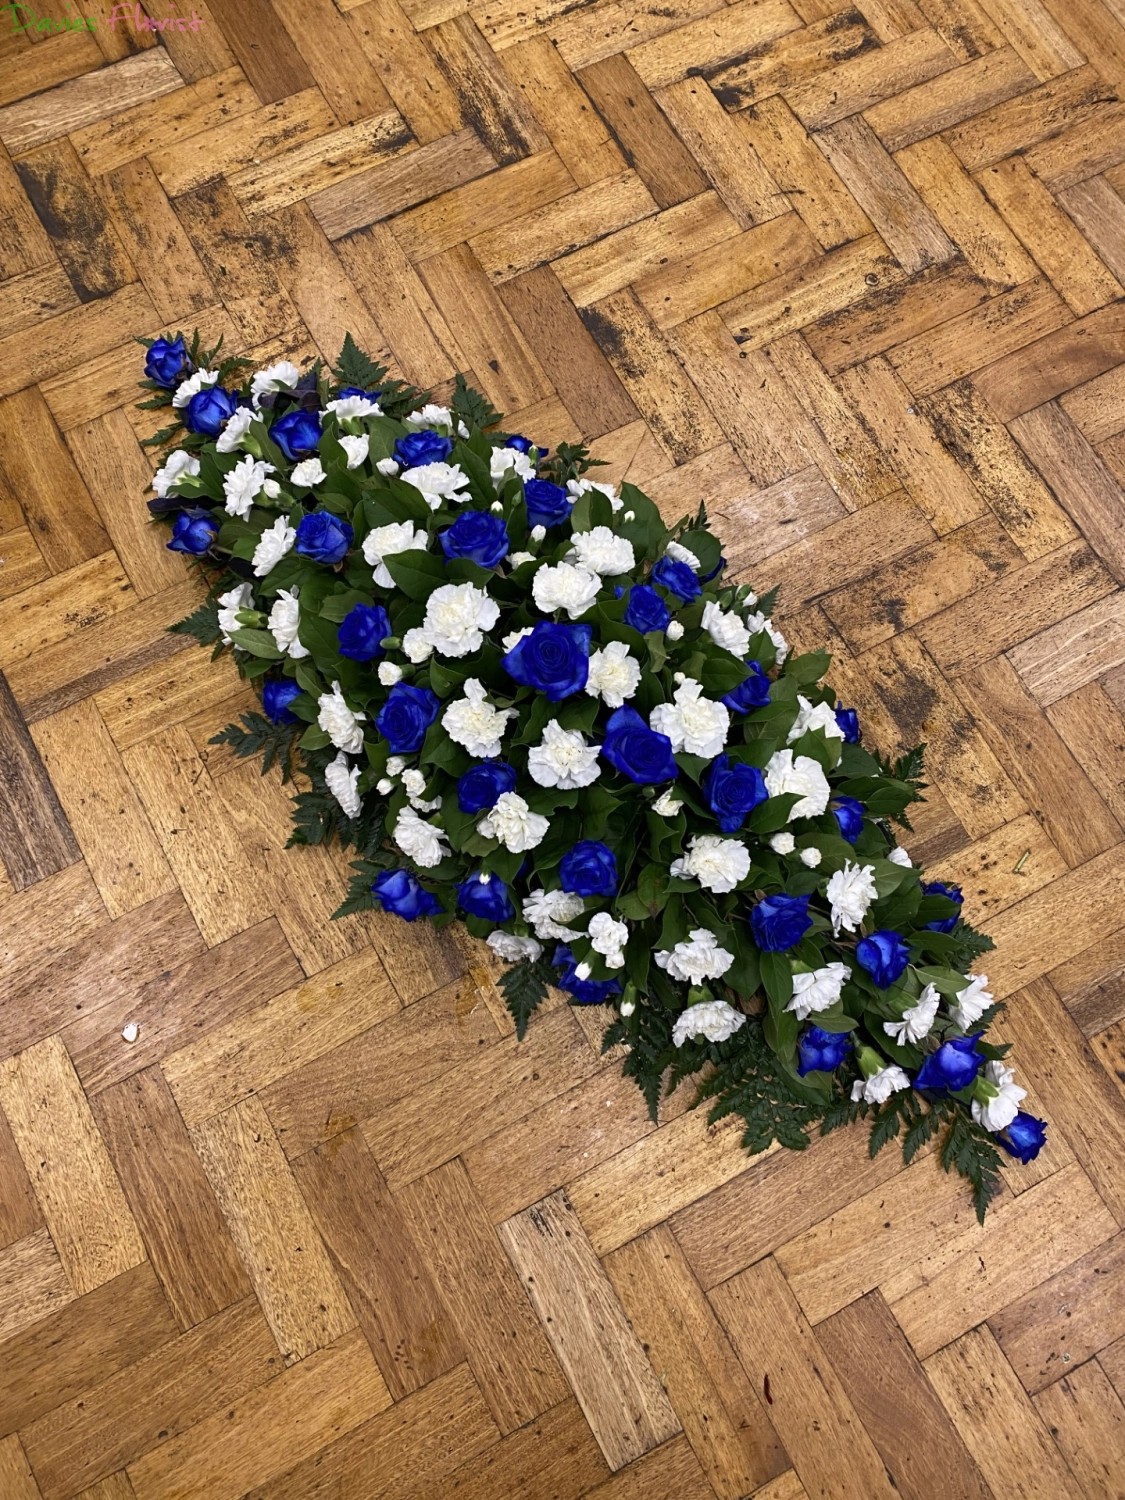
603,1003 -> 677,1123
332,858 -> 385,919
538,441 -> 607,487
873,743 -> 928,830
452,371 -> 501,432
692,1016 -> 823,1153
331,333 -> 429,419
168,598 -> 222,648
208,711 -> 303,781
942,1113 -> 1004,1225
499,955 -> 556,1040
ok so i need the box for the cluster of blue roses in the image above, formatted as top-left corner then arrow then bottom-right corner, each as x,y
140,332 -> 1046,1188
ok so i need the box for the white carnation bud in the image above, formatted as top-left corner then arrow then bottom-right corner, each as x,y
620,999 -> 636,1017
666,620 -> 685,641
376,778 -> 393,795
491,501 -> 503,513
530,525 -> 547,542
378,661 -> 403,686
623,510 -> 635,522
800,847 -> 822,868
575,962 -> 592,981
769,832 -> 796,855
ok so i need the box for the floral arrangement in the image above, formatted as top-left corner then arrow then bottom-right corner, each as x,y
137,330 -> 1047,1218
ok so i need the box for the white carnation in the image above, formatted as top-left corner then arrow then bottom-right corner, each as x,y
393,806 -> 449,868
324,751 -> 362,819
362,521 -> 429,588
251,516 -> 296,576
268,588 -> 309,659
172,369 -> 217,408
509,551 -> 535,566
665,539 -> 700,569
401,461 -> 470,509
490,446 -> 534,482
385,757 -> 406,777
588,912 -> 628,968
376,457 -> 400,476
487,931 -> 543,963
950,974 -> 992,1029
152,448 -> 200,497
223,456 -> 279,518
291,457 -> 326,487
216,407 -> 254,453
702,601 -> 751,658
887,846 -> 913,868
567,476 -> 622,512
884,983 -> 940,1045
770,832 -> 796,855
338,434 -> 369,470
585,640 -> 641,708
656,928 -> 734,985
405,403 -> 452,430
852,1065 -> 911,1105
326,393 -> 381,420
788,694 -> 845,743
527,720 -> 601,790
788,963 -> 851,1020
216,583 -> 253,645
533,561 -> 601,620
972,1061 -> 1026,1132
764,749 -> 831,820
523,888 -> 585,941
744,610 -> 789,664
421,582 -> 499,658
378,661 -> 402,686
502,626 -> 534,652
671,835 -> 750,894
672,1000 -> 746,1047
800,847 -> 822,868
317,680 -> 365,754
825,859 -> 878,935
442,678 -> 515,758
250,361 -> 301,405
477,792 -> 548,853
569,525 -> 634,577
650,678 -> 729,759
651,789 -> 683,815
403,628 -> 433,663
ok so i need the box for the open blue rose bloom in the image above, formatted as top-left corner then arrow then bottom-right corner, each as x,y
142,331 -> 1040,1219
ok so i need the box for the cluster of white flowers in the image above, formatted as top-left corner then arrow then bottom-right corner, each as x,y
533,561 -> 601,619
401,462 -> 470,509
588,912 -> 628,968
650,678 -> 729,758
442,678 -> 516,758
826,860 -> 877,935
672,999 -> 746,1047
656,929 -> 735,985
523,888 -> 585,941
787,962 -> 851,1020
585,641 -> 641,707
393,806 -> 449,867
477,792 -> 549,853
764,749 -> 831,820
216,583 -> 253,645
527,721 -> 601,789
223,456 -> 280,518
884,983 -> 940,1045
252,516 -> 296,576
569,526 -> 635,577
671,835 -> 750,894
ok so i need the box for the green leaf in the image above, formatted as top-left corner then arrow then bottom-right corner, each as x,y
332,332 -> 387,392
785,651 -> 831,686
383,549 -> 448,600
168,599 -> 221,646
451,372 -> 502,431
498,956 -> 555,1040
760,950 -> 793,1009
229,627 -> 283,660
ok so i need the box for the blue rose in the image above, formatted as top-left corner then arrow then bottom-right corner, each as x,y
503,621 -> 591,701
394,429 -> 451,468
457,761 -> 517,814
167,508 -> 218,554
705,756 -> 767,833
338,603 -> 391,661
506,434 -> 544,456
185,385 -> 239,435
751,893 -> 812,952
269,408 -> 322,460
651,555 -> 701,602
262,678 -> 302,723
723,661 -> 771,714
835,707 -> 860,742
337,385 -> 380,401
440,510 -> 509,568
560,841 -> 617,897
524,478 -> 569,529
623,584 -> 670,635
923,881 -> 964,933
552,945 -> 622,1004
856,930 -> 911,988
145,335 -> 190,388
371,869 -> 443,921
833,795 -> 865,844
999,1111 -> 1048,1163
798,1025 -> 853,1076
376,683 -> 440,754
296,511 -> 353,565
915,1035 -> 985,1092
601,704 -> 678,784
458,870 -> 515,923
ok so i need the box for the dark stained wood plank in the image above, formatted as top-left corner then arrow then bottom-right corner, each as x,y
0,1106 -> 40,1250
203,0 -> 315,103
579,54 -> 709,210
0,385 -> 110,573
14,138 -> 136,304
0,670 -> 79,892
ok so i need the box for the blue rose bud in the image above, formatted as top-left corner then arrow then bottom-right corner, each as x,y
505,434 -> 544,455
601,704 -> 678,784
458,870 -> 515,923
145,334 -> 190,388
999,1111 -> 1048,1163
651,555 -> 701,602
835,706 -> 861,742
270,408 -> 322,460
923,880 -> 964,933
560,841 -> 617,897
722,661 -> 772,715
375,683 -> 440,754
915,1034 -> 985,1092
524,478 -> 569,529
856,930 -> 911,988
371,868 -> 443,921
167,508 -> 218,555
295,511 -> 353,565
338,603 -> 391,661
833,795 -> 866,844
705,755 -> 768,833
552,944 -> 622,1004
751,892 -> 812,952
457,761 -> 518,815
185,385 -> 239,435
440,510 -> 510,568
337,385 -> 380,401
394,429 -> 451,468
503,621 -> 591,702
623,584 -> 671,634
798,1025 -> 853,1076
262,678 -> 303,724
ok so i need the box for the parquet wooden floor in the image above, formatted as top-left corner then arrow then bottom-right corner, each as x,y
2,0 -> 1125,1495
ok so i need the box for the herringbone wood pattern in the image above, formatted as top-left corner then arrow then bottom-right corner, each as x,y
1,0 -> 1125,1495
